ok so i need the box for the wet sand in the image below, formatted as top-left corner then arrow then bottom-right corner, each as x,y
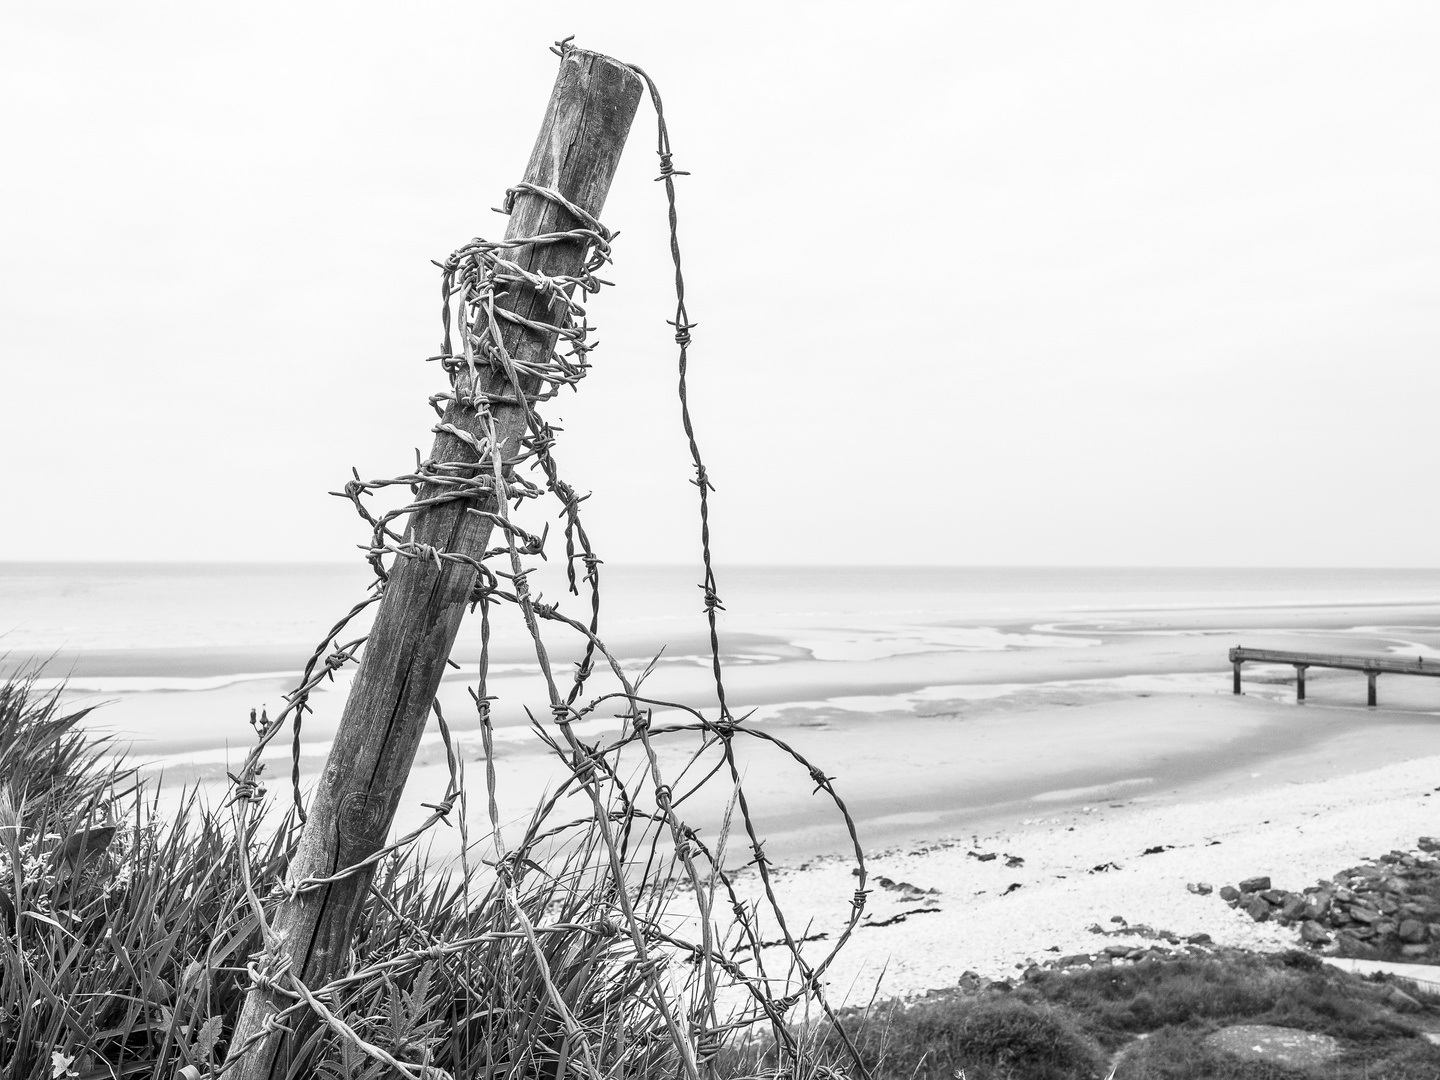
25,593 -> 1440,999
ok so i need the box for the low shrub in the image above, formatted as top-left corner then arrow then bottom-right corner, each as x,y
1025,951 -> 1418,1048
1119,1022 -> 1440,1080
1118,1025 -> 1309,1080
806,994 -> 1106,1080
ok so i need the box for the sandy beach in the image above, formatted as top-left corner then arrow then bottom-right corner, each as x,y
9,566 -> 1440,1005
405,598 -> 1440,1006
726,752 -> 1440,1004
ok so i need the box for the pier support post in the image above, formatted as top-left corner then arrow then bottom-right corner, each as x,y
1368,671 -> 1378,707
1295,665 -> 1306,702
1233,661 -> 1242,695
225,47 -> 643,1079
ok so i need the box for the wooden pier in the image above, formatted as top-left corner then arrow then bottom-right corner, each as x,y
1229,646 -> 1440,706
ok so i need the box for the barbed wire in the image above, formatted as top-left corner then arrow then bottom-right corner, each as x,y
221,41 -> 869,1079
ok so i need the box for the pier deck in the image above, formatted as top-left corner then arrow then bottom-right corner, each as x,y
1229,646 -> 1440,706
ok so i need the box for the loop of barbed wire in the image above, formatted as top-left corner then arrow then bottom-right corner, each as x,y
222,43 -> 869,1080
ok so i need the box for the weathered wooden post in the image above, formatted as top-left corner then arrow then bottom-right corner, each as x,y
1368,670 -> 1378,707
1232,659 -> 1242,695
1295,664 -> 1307,702
226,47 -> 643,1077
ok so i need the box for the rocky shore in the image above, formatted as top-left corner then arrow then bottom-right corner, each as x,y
1211,838 -> 1440,962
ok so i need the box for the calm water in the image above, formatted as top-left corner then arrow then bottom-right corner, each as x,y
4,562 -> 1440,758
8,563 -> 1440,859
5,562 -> 1440,662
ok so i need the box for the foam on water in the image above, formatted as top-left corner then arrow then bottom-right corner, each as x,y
789,625 -> 1100,662
9,564 -> 1440,761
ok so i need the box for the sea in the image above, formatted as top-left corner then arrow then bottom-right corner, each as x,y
5,562 -> 1440,735
6,563 -> 1440,856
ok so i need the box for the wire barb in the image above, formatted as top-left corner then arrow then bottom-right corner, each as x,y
220,47 -> 869,1080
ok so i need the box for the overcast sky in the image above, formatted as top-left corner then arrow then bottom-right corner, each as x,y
3,3 -> 1436,566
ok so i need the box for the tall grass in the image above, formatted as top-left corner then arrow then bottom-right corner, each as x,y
0,673 -> 295,1077
0,674 -> 839,1079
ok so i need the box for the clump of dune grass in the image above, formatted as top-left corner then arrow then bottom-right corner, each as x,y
759,949 -> 1440,1080
0,672 -> 296,1077
1026,949 -> 1424,1052
864,995 -> 1106,1080
0,673 -> 841,1079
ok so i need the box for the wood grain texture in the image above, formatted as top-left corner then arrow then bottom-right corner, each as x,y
227,49 -> 643,1078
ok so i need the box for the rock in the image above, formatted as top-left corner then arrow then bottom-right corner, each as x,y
1186,932 -> 1212,945
1399,919 -> 1427,944
1299,920 -> 1331,945
1059,954 -> 1092,967
1244,897 -> 1271,922
1350,905 -> 1382,924
1279,895 -> 1308,922
1375,920 -> 1399,940
1203,1025 -> 1339,1067
1219,886 -> 1240,903
1239,876 -> 1272,893
1303,893 -> 1331,921
1187,882 -> 1213,895
1418,837 -> 1440,853
1260,888 -> 1288,905
1378,896 -> 1400,916
1402,944 -> 1431,958
1103,944 -> 1133,958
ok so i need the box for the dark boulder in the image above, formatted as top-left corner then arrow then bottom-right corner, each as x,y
1244,896 -> 1271,922
1279,894 -> 1308,922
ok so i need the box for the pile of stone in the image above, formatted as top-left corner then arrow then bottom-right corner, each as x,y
988,919 -> 1217,985
1047,923 -> 1213,973
1208,838 -> 1440,959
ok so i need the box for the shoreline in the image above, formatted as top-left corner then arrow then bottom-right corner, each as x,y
11,586 -> 1440,1004
730,747 -> 1440,1003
